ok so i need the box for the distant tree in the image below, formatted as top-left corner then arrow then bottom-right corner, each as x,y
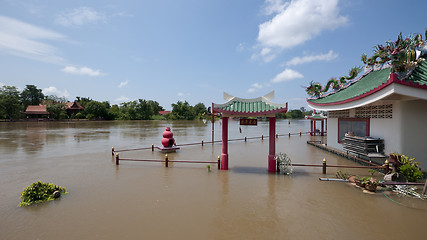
75,97 -> 92,109
47,103 -> 67,120
276,112 -> 287,119
286,109 -> 304,119
45,95 -> 67,104
84,101 -> 109,119
108,104 -> 121,120
21,85 -> 44,107
136,99 -> 154,120
119,101 -> 139,120
0,85 -> 22,120
147,100 -> 164,114
193,102 -> 208,119
170,101 -> 195,120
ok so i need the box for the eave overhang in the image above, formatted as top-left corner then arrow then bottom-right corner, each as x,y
308,73 -> 427,111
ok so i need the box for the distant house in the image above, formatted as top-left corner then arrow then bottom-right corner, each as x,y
307,63 -> 427,170
25,101 -> 84,120
64,101 -> 84,116
158,111 -> 171,116
24,105 -> 50,119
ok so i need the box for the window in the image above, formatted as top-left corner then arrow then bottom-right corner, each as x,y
338,118 -> 370,143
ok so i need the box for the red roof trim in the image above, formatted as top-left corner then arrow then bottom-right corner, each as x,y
213,106 -> 287,116
308,73 -> 427,106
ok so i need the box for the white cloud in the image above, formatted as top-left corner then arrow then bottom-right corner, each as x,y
43,86 -> 70,97
0,15 -> 66,64
115,96 -> 130,103
256,0 -> 347,61
61,66 -> 104,76
247,83 -> 264,93
286,50 -> 338,66
177,92 -> 191,97
252,83 -> 263,89
271,68 -> 304,83
263,0 -> 288,15
118,80 -> 129,88
0,82 -> 4,87
236,42 -> 246,52
55,7 -> 106,27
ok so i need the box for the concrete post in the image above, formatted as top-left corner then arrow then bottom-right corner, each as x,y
268,117 -> 276,173
221,117 -> 229,170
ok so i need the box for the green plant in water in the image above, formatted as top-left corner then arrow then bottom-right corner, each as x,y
18,181 -> 67,207
206,165 -> 211,172
368,169 -> 376,176
335,170 -> 350,180
361,176 -> 378,186
398,155 -> 423,182
275,152 -> 293,175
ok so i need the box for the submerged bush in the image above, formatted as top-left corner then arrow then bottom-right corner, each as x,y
275,152 -> 293,175
18,181 -> 67,207
398,155 -> 423,182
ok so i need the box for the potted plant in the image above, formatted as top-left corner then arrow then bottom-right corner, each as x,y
398,155 -> 423,182
389,153 -> 402,172
361,177 -> 378,192
352,176 -> 365,187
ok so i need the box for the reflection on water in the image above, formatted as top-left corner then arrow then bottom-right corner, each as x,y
0,120 -> 426,240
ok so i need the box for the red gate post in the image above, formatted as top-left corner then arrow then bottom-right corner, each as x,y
321,119 -> 324,136
217,156 -> 221,170
115,153 -> 120,165
322,158 -> 327,174
221,117 -> 229,170
268,117 -> 276,173
310,120 -> 313,136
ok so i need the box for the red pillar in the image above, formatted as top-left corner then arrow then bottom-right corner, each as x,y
321,120 -> 324,136
268,117 -> 276,172
310,120 -> 314,136
221,117 -> 229,170
313,120 -> 316,136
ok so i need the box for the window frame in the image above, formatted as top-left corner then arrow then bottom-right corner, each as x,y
337,118 -> 370,143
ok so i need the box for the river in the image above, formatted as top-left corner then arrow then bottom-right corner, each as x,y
0,119 -> 425,240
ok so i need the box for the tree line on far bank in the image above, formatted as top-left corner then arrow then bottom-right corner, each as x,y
0,84 -> 313,121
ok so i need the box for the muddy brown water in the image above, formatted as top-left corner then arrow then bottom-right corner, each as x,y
0,120 -> 426,240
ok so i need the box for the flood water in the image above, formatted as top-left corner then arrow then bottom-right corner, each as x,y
0,119 -> 426,240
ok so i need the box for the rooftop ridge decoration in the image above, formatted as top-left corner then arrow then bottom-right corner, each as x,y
305,30 -> 427,99
305,66 -> 362,98
361,32 -> 425,75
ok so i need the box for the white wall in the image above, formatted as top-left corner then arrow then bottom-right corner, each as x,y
326,99 -> 427,170
400,100 -> 427,168
326,118 -> 340,150
370,101 -> 402,155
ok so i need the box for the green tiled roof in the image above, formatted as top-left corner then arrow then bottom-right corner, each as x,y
309,67 -> 391,104
218,100 -> 280,113
213,92 -> 287,116
406,60 -> 427,86
309,60 -> 427,105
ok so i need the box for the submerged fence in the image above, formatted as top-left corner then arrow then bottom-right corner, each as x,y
113,131 -> 313,153
113,153 -> 221,169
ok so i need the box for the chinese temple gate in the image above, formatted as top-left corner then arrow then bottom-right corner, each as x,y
305,110 -> 327,136
212,91 -> 288,172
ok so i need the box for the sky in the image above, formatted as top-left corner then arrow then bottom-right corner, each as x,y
0,0 -> 426,110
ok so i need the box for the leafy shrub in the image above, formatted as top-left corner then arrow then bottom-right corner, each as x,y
398,155 -> 423,182
18,181 -> 67,207
275,152 -> 293,175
